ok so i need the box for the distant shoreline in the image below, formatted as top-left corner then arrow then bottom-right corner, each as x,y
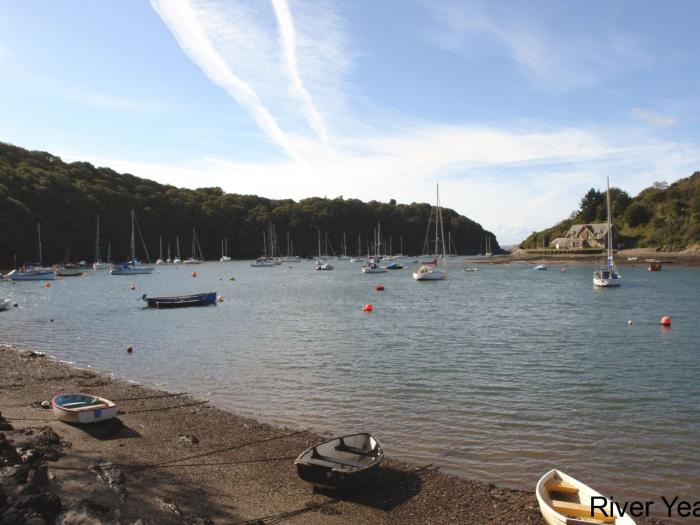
473,248 -> 700,267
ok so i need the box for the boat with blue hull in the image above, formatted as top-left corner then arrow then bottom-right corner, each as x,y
142,292 -> 217,308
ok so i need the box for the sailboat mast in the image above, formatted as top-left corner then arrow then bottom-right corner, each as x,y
159,237 -> 163,260
130,210 -> 136,263
317,230 -> 321,258
343,233 -> 347,257
606,176 -> 613,266
176,236 -> 181,259
37,223 -> 42,266
95,216 -> 100,261
438,184 -> 447,272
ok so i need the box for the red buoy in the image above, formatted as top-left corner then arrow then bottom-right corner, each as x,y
363,304 -> 373,312
126,346 -> 133,354
44,282 -> 51,288
192,271 -> 198,278
660,316 -> 672,327
375,285 -> 385,291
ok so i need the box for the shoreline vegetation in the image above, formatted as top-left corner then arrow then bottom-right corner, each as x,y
0,142 -> 502,268
0,345 -> 667,525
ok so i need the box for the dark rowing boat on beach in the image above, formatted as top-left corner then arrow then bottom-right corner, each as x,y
295,433 -> 383,489
141,292 -> 217,308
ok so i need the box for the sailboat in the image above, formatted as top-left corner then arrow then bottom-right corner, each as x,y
109,211 -> 154,275
413,185 -> 448,281
173,236 -> 182,264
92,216 -> 109,269
8,223 -> 56,281
484,235 -> 493,257
183,228 -> 203,264
220,237 -> 232,262
534,238 -> 547,270
251,230 -> 275,267
362,225 -> 386,273
156,236 -> 165,265
166,242 -> 172,264
593,177 -> 621,287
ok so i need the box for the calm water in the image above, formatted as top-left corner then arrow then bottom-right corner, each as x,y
1,260 -> 699,502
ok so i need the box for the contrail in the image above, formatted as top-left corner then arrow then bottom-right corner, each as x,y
151,0 -> 304,163
270,0 -> 331,155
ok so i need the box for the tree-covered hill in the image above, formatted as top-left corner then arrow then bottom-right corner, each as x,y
0,142 -> 501,266
520,172 -> 700,251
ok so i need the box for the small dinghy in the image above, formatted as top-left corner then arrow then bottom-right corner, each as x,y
0,298 -> 11,311
141,292 -> 217,308
51,393 -> 118,424
295,433 -> 383,489
536,469 -> 636,525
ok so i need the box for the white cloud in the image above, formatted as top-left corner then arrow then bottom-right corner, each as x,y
630,108 -> 678,128
151,0 -> 304,162
423,1 -> 652,90
271,0 -> 331,154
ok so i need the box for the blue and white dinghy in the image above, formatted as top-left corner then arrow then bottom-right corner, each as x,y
51,393 -> 118,424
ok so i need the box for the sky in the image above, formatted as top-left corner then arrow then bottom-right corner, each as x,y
0,1 -> 698,244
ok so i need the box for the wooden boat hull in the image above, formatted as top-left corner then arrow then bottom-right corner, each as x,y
51,394 -> 118,424
536,469 -> 636,525
144,292 -> 217,308
295,433 -> 383,490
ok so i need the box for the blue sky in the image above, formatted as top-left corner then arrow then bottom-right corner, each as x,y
1,0 -> 698,243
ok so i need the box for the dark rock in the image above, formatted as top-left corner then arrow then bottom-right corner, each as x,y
178,434 -> 199,445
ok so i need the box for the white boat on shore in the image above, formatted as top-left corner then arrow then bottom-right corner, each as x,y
51,393 -> 118,424
536,469 -> 635,525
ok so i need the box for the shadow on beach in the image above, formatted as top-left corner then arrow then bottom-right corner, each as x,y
313,465 -> 423,511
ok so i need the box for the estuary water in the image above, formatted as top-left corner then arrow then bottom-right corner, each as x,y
1,260 -> 699,503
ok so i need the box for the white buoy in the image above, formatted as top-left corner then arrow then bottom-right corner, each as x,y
628,320 -> 633,325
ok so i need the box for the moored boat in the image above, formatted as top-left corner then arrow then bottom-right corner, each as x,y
51,393 -> 118,424
413,184 -> 448,281
110,210 -> 154,275
8,268 -> 56,281
141,292 -> 217,308
316,260 -> 334,270
536,469 -> 636,525
593,177 -> 621,287
361,262 -> 387,273
295,433 -> 383,489
0,298 -> 11,311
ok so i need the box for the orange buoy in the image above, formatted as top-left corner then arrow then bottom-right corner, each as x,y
126,346 -> 133,354
191,271 -> 197,278
363,304 -> 373,312
660,316 -> 672,327
375,285 -> 385,291
44,282 -> 51,288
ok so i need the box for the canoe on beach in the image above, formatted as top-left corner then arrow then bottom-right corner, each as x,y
51,393 -> 118,424
536,469 -> 636,525
141,292 -> 217,308
295,433 -> 383,489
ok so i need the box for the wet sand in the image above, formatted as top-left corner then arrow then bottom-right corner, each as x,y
0,346 -> 664,524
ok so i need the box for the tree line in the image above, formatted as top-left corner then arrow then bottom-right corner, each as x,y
520,173 -> 700,250
0,142 -> 501,267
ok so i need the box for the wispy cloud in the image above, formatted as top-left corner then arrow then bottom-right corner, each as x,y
630,108 -> 678,128
423,1 -> 652,90
270,0 -> 331,154
150,0 -> 304,162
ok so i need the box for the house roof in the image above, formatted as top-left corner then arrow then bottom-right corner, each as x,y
566,223 -> 610,237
